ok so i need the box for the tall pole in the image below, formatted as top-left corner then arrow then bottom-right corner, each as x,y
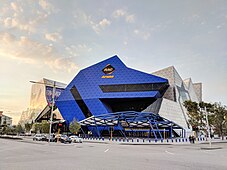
205,107 -> 212,147
110,126 -> 113,141
49,81 -> 56,143
164,128 -> 165,140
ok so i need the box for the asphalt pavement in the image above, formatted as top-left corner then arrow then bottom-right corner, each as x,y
1,138 -> 227,170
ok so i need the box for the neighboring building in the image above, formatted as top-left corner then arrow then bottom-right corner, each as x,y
18,108 -> 30,124
18,78 -> 66,125
145,66 -> 202,136
0,111 -> 12,127
56,56 -> 186,139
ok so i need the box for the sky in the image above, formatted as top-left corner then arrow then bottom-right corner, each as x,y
0,0 -> 226,125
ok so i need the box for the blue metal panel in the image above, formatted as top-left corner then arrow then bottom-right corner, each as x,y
56,100 -> 86,122
56,55 -> 169,130
83,99 -> 109,115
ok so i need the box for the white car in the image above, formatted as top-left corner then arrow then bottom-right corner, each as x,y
33,134 -> 46,141
69,135 -> 83,143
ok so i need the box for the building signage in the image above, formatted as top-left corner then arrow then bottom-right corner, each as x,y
102,64 -> 115,74
101,75 -> 114,79
102,64 -> 115,78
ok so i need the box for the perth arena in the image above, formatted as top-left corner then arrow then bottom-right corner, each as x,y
21,55 -> 202,140
52,55 -> 202,140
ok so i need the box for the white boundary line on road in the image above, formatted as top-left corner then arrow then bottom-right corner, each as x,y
104,148 -> 109,152
165,150 -> 175,155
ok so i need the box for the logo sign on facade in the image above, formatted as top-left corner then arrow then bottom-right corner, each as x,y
102,64 -> 115,78
102,64 -> 115,74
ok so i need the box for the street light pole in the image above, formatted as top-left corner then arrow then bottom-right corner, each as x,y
30,80 -> 57,144
205,107 -> 212,147
48,81 -> 56,143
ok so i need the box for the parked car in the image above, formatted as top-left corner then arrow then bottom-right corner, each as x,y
46,134 -> 56,142
69,135 -> 83,143
33,134 -> 47,141
55,134 -> 72,143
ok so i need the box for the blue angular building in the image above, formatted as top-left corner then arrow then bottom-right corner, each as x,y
56,55 -> 184,138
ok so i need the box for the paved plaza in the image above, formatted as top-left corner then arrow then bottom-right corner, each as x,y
1,138 -> 227,170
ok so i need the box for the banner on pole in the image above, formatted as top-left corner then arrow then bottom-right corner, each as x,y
45,86 -> 64,106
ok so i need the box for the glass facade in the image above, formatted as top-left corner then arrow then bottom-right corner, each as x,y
99,82 -> 169,93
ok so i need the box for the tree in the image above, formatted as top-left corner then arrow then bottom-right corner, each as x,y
183,100 -> 205,130
32,123 -> 41,133
24,122 -> 33,133
184,100 -> 227,139
16,124 -> 24,134
210,103 -> 227,140
41,121 -> 49,133
1,117 -> 8,135
69,118 -> 81,135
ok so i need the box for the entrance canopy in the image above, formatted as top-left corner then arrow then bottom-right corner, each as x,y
79,111 -> 184,139
80,111 -> 182,129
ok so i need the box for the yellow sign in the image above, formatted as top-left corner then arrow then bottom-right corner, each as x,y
101,75 -> 114,79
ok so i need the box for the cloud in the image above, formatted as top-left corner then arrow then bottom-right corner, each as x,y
45,32 -> 62,42
134,29 -> 139,34
112,9 -> 127,18
73,11 -> 111,34
0,32 -> 77,72
38,0 -> 54,14
91,18 -> 111,33
112,9 -> 135,23
133,29 -> 151,40
99,18 -> 111,28
0,0 -> 53,33
10,2 -> 23,12
126,15 -> 135,23
65,44 -> 92,58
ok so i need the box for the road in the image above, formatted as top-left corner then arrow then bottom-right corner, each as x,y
1,138 -> 227,170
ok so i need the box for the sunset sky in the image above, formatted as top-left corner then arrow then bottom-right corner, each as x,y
0,0 -> 226,124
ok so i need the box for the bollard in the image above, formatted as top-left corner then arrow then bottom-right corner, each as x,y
182,138 -> 184,142
143,138 -> 145,142
178,138 -> 181,142
115,138 -> 117,142
171,139 -> 174,143
102,137 -> 104,141
155,139 -> 157,143
119,138 -> 121,142
167,139 -> 169,143
149,139 -> 151,143
175,139 -> 177,142
127,138 -> 129,142
132,138 -> 134,142
137,138 -> 139,142
112,137 -> 114,141
161,139 -> 163,143
185,138 -> 187,142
